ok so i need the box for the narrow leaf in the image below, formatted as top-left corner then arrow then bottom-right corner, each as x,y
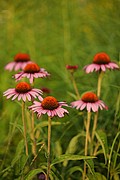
51,154 -> 95,167
95,130 -> 108,164
67,166 -> 83,175
25,168 -> 45,180
107,131 -> 120,179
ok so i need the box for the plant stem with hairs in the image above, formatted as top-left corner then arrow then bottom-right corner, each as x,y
47,116 -> 52,180
70,72 -> 80,99
83,112 -> 91,180
22,101 -> 28,156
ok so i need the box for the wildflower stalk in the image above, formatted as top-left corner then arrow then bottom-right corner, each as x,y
22,101 -> 28,156
83,111 -> 91,180
31,111 -> 37,157
91,71 -> 104,154
70,72 -> 80,99
47,116 -> 52,180
31,81 -> 37,157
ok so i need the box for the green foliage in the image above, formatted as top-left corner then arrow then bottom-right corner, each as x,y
95,130 -> 108,164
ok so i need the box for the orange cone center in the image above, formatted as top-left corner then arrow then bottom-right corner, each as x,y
82,92 -> 98,102
24,63 -> 40,73
41,96 -> 59,110
15,82 -> 31,93
14,53 -> 30,62
93,52 -> 111,64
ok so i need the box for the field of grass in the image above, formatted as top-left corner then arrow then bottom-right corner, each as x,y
0,0 -> 120,179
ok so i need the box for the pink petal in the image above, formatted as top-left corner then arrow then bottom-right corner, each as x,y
11,93 -> 18,100
101,65 -> 106,71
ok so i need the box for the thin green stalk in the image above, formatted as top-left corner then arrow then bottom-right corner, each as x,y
83,112 -> 91,180
47,116 -> 52,180
70,72 -> 80,99
22,101 -> 28,156
97,71 -> 104,98
31,111 -> 37,157
91,71 -> 104,149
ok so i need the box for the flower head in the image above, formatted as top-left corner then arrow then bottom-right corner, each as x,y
71,92 -> 108,112
84,52 -> 119,73
3,82 -> 43,102
66,65 -> 78,74
5,53 -> 32,71
29,96 -> 69,118
14,63 -> 50,84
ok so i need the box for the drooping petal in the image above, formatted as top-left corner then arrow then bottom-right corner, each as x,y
5,62 -> 16,71
101,65 -> 106,71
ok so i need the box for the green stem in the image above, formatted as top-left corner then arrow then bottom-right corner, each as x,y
31,111 -> 37,157
91,71 -> 104,153
97,71 -> 104,98
83,112 -> 91,180
22,101 -> 28,156
47,116 -> 52,180
70,72 -> 80,99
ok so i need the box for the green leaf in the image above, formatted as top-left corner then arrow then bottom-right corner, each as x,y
85,159 -> 95,175
67,166 -> 83,175
54,140 -> 62,156
24,168 -> 45,180
88,172 -> 107,180
95,130 -> 108,164
65,133 -> 84,154
63,133 -> 84,166
51,154 -> 96,167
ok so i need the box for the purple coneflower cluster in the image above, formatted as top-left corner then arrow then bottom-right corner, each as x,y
4,53 -> 69,119
4,51 -> 119,115
3,51 -> 119,179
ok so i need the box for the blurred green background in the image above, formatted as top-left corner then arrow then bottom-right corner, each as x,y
0,0 -> 120,177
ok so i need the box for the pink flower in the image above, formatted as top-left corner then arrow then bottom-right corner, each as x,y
29,96 -> 69,118
84,52 -> 119,73
3,82 -> 43,102
5,53 -> 32,71
14,63 -> 50,84
71,92 -> 108,112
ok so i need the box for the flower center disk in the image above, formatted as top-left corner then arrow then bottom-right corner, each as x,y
93,52 -> 111,64
82,92 -> 98,103
24,63 -> 40,73
15,82 -> 31,93
14,53 -> 30,62
41,96 -> 59,110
